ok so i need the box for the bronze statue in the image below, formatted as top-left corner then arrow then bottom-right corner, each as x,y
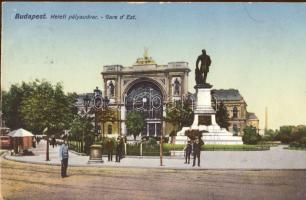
195,49 -> 211,85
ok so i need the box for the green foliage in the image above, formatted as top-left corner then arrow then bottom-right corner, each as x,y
126,111 -> 145,139
2,83 -> 34,129
275,126 -> 295,143
242,126 -> 261,144
215,101 -> 230,130
262,129 -> 278,141
202,144 -> 270,151
299,136 -> 306,146
18,80 -> 77,136
146,137 -> 157,146
186,129 -> 202,140
125,143 -> 269,156
3,80 -> 77,136
277,125 -> 306,147
70,116 -> 95,154
164,100 -> 194,136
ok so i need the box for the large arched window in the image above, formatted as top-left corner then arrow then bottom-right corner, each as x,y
125,80 -> 163,136
233,106 -> 238,118
125,81 -> 163,119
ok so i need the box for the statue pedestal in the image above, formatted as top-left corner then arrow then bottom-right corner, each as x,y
176,84 -> 243,145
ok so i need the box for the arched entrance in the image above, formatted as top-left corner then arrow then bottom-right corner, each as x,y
125,80 -> 163,137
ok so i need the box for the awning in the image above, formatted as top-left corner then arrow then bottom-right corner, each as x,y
8,128 -> 34,137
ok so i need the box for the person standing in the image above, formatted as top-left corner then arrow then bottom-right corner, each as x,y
115,137 -> 121,162
119,137 -> 125,159
106,138 -> 114,162
184,140 -> 192,164
51,135 -> 56,148
192,138 -> 201,167
59,136 -> 69,178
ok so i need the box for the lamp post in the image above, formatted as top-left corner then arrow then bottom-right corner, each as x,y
82,94 -> 91,153
93,87 -> 102,140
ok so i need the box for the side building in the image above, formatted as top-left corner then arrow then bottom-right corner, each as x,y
211,89 -> 259,136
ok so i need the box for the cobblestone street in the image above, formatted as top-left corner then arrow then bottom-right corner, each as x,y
1,158 -> 306,200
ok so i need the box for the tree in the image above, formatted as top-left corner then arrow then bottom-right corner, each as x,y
2,82 -> 34,130
262,129 -> 277,141
70,115 -> 94,154
164,100 -> 194,142
242,126 -> 261,144
19,80 -> 77,160
126,111 -> 145,140
215,101 -> 230,130
275,126 -> 295,144
291,125 -> 306,142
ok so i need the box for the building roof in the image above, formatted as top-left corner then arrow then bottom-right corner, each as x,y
247,112 -> 259,120
75,93 -> 95,107
211,89 -> 244,101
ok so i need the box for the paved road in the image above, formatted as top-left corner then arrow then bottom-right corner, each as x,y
1,158 -> 306,200
4,140 -> 306,169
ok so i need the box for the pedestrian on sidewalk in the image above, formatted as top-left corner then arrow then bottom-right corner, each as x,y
51,135 -> 56,148
184,140 -> 192,164
115,137 -> 122,162
119,137 -> 125,159
192,138 -> 201,167
106,138 -> 114,162
59,136 -> 69,178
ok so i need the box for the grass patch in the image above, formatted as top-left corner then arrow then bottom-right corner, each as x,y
202,144 -> 270,151
125,144 -> 270,156
285,147 -> 306,151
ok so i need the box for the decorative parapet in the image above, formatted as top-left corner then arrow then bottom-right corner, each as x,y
103,65 -> 123,72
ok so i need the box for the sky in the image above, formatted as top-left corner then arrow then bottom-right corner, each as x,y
2,2 -> 306,130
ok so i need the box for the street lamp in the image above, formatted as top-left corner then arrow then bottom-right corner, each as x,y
82,94 -> 91,152
93,94 -> 109,139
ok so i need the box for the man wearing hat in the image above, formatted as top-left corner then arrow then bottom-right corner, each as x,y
192,137 -> 201,167
59,135 -> 69,178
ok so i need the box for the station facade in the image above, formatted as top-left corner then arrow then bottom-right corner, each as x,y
98,52 -> 258,139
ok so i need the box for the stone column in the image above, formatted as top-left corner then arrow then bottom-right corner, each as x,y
154,123 -> 157,137
120,106 -> 126,135
163,105 -> 166,137
191,114 -> 199,129
211,114 -> 217,125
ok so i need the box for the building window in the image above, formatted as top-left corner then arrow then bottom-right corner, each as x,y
108,124 -> 112,135
233,106 -> 238,118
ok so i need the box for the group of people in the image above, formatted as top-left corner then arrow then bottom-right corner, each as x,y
183,137 -> 204,167
104,136 -> 125,162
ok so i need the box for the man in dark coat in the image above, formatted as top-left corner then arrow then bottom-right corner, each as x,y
184,140 -> 192,164
115,137 -> 121,162
105,138 -> 114,162
195,49 -> 212,85
192,138 -> 201,167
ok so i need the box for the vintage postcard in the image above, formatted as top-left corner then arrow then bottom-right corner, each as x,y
1,2 -> 306,200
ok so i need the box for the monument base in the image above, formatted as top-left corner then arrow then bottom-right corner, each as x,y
176,125 -> 243,145
175,83 -> 243,145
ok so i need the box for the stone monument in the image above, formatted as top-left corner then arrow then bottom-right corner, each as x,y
176,50 -> 243,144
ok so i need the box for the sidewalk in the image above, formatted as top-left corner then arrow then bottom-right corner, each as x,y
4,140 -> 306,169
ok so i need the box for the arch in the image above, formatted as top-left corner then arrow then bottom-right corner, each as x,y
123,78 -> 164,137
122,77 -> 166,102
